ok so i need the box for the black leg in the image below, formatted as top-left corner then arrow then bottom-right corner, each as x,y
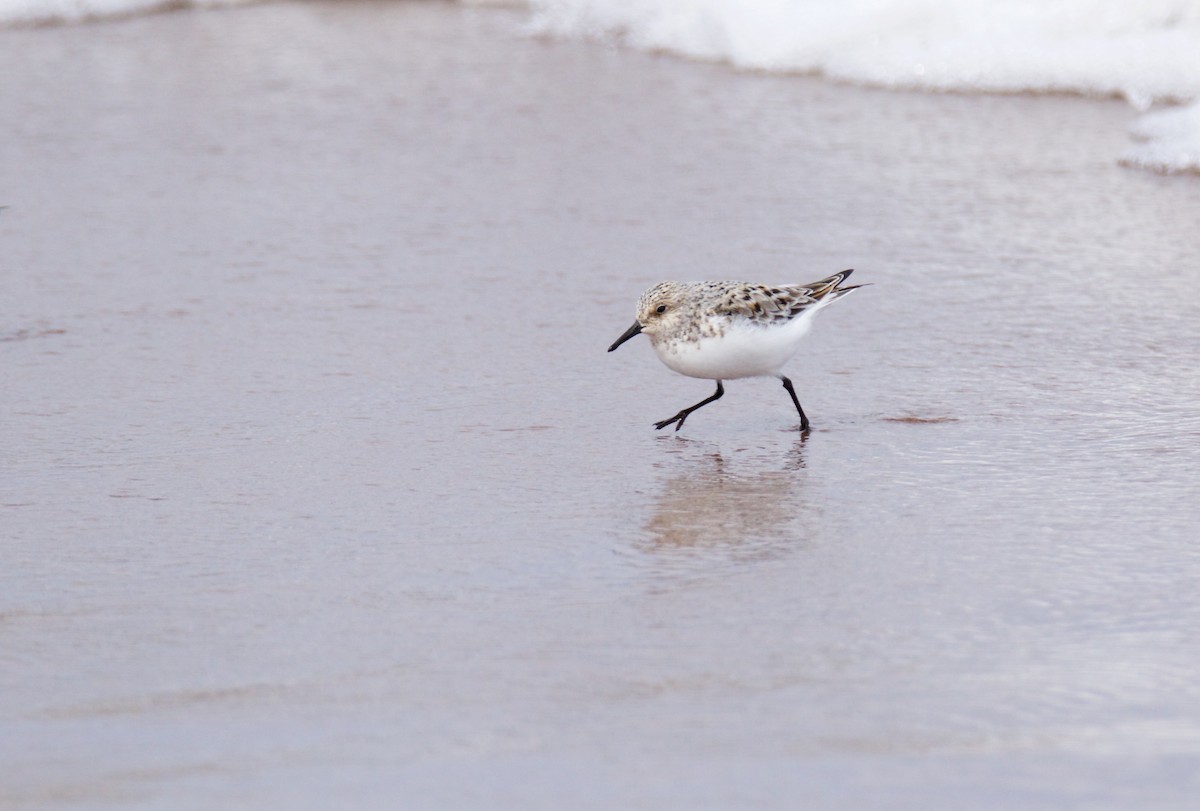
654,381 -> 725,432
780,375 -> 810,432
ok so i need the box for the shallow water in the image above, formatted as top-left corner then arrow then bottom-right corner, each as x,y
3,2 -> 1200,808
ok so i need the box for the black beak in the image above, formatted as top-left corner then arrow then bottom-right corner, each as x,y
607,321 -> 642,352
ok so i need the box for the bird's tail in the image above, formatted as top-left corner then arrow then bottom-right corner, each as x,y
804,269 -> 869,301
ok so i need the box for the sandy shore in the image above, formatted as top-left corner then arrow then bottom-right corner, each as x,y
3,2 -> 1200,809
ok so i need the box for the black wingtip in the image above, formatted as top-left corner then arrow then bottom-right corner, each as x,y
834,269 -> 872,293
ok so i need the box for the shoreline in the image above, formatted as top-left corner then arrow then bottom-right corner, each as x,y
4,0 -> 1198,172
3,2 -> 1199,808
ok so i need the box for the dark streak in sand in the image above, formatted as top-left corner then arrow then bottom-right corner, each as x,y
0,328 -> 66,342
883,415 -> 960,424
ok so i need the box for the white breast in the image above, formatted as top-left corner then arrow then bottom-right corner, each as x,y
653,304 -> 829,380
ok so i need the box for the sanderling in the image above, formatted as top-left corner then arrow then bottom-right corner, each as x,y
608,269 -> 865,432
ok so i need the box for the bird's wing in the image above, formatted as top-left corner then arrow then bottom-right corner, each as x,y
716,270 -> 856,325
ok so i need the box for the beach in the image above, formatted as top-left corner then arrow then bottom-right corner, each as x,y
3,1 -> 1200,808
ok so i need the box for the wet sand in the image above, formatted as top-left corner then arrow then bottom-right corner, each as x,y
3,2 -> 1200,808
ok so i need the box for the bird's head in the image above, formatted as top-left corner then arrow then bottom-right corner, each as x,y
608,282 -> 687,352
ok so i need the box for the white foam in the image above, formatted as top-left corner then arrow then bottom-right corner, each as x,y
0,0 -> 249,26
6,0 -> 1199,173
529,0 -> 1200,173
1123,101 -> 1200,175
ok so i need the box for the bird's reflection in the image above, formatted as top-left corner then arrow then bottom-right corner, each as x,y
636,434 -> 815,569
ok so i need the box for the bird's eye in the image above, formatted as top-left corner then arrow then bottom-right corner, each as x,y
656,305 -> 667,314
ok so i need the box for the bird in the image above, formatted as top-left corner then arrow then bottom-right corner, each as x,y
607,269 -> 865,432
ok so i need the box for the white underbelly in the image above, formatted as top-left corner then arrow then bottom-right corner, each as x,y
654,313 -> 820,380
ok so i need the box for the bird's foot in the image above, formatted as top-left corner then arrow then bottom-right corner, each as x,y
653,411 -> 689,431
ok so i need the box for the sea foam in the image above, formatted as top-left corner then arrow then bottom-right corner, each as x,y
529,0 -> 1200,173
0,0 -> 249,26
3,0 -> 1198,173
1121,100 -> 1200,174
